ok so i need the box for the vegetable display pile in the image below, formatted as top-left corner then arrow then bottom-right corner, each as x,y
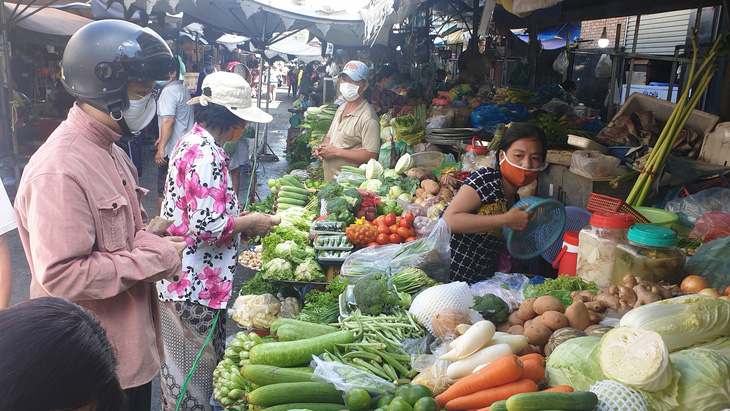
212,331 -> 268,408
267,175 -> 314,213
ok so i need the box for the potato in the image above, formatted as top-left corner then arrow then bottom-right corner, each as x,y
531,344 -> 545,356
421,179 -> 440,195
496,321 -> 512,333
507,312 -> 525,326
524,323 -> 551,346
533,295 -> 565,314
507,325 -> 524,335
523,319 -> 533,330
531,315 -> 544,327
517,344 -> 534,356
540,311 -> 569,331
415,188 -> 426,198
517,298 -> 537,321
565,300 -> 590,331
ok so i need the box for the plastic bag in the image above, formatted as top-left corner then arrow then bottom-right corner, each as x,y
595,54 -> 612,78
541,98 -> 577,119
279,297 -> 301,318
341,218 -> 452,283
470,103 -> 509,131
688,211 -> 730,242
407,337 -> 453,395
230,294 -> 281,329
426,115 -> 449,129
553,50 -> 569,75
470,272 -> 530,311
508,61 -> 530,86
684,235 -> 730,292
569,150 -> 621,179
413,216 -> 437,237
310,355 -> 394,401
666,188 -> 730,228
336,171 -> 367,189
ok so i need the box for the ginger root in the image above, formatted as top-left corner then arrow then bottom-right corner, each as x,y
633,284 -> 661,307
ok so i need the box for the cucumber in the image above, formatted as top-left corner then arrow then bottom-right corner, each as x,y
261,403 -> 345,411
269,318 -> 338,335
280,185 -> 312,196
505,391 -> 598,411
489,400 -> 507,411
276,203 -> 299,211
281,175 -> 307,190
246,382 -> 344,407
276,197 -> 307,206
249,330 -> 356,367
278,191 -> 310,202
241,365 -> 314,386
275,323 -> 339,342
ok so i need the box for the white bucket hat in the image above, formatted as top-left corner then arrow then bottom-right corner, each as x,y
188,71 -> 273,124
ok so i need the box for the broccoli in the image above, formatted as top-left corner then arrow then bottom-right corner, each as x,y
352,273 -> 399,316
473,294 -> 510,325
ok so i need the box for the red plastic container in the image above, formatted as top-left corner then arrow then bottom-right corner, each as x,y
552,231 -> 579,276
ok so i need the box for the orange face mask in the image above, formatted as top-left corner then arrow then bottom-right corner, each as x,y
499,154 -> 541,187
223,125 -> 246,155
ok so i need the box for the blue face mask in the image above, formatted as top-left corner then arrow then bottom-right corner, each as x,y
386,79 -> 396,90
205,65 -> 214,71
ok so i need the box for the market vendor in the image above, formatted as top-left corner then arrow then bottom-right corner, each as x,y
369,64 -> 405,115
442,123 -> 547,282
314,60 -> 380,182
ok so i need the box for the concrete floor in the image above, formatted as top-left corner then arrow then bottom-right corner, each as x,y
5,85 -> 296,410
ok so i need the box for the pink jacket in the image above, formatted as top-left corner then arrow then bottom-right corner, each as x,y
14,104 -> 182,389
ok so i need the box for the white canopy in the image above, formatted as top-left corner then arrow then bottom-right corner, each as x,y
3,2 -> 94,37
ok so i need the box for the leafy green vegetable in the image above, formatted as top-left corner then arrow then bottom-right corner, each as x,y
278,207 -> 316,232
528,113 -> 593,148
523,275 -> 598,307
294,258 -> 325,282
275,241 -> 314,264
296,277 -> 352,324
473,294 -> 510,324
545,336 -> 605,391
388,267 -> 435,294
238,271 -> 288,296
260,258 -> 294,281
247,194 -> 275,214
261,226 -> 310,262
598,327 -> 672,392
353,273 -> 399,316
669,348 -> 730,410
359,179 -> 383,192
287,131 -> 316,165
343,188 -> 362,211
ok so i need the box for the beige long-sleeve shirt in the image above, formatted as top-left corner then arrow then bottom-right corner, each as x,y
14,104 -> 182,389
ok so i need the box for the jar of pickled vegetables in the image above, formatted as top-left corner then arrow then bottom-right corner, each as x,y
576,211 -> 635,289
612,225 -> 685,285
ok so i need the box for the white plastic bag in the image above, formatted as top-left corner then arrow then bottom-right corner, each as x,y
570,150 -> 621,179
553,51 -> 569,75
311,355 -> 394,400
595,54 -> 612,78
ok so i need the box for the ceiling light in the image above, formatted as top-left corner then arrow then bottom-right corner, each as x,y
598,27 -> 609,48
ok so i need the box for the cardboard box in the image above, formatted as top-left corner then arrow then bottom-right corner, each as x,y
613,93 -> 719,141
698,122 -> 730,167
625,71 -> 647,85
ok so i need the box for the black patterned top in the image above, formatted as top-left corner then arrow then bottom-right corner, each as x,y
444,167 -> 512,283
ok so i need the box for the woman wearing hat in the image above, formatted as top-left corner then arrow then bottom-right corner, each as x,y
157,71 -> 279,409
313,60 -> 381,182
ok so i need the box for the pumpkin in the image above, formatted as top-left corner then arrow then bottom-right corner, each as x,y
544,327 -> 586,357
585,324 -> 613,338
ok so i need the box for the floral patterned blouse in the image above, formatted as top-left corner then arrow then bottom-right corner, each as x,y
157,123 -> 239,309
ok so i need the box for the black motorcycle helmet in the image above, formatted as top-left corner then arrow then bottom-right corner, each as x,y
60,19 -> 176,134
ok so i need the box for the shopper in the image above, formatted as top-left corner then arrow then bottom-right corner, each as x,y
313,60 -> 380,182
155,58 -> 195,212
193,55 -> 218,97
0,297 -> 125,411
0,183 -> 16,309
442,123 -> 547,283
369,64 -> 405,115
13,20 -> 186,411
158,71 -> 278,410
298,64 -> 315,97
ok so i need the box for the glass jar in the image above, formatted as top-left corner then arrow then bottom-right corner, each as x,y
428,100 -> 454,128
576,211 -> 635,289
452,105 -> 473,128
613,225 -> 685,285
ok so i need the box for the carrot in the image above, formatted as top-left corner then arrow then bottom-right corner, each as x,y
520,358 -> 546,384
445,379 -> 538,410
518,353 -> 544,363
540,385 -> 574,392
435,355 -> 523,407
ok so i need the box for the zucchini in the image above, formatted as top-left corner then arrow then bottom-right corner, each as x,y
261,403 -> 345,411
280,185 -> 312,196
249,330 -> 356,367
269,318 -> 339,337
505,391 -> 598,411
276,323 -> 339,342
241,365 -> 314,386
246,382 -> 344,407
278,191 -> 310,202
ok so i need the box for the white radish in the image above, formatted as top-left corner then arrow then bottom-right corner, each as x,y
484,333 -> 528,353
454,320 -> 496,359
446,343 -> 514,379
449,334 -> 464,349
455,323 -> 471,335
439,348 -> 459,362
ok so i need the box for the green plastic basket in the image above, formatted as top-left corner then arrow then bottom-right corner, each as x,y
502,196 -> 566,259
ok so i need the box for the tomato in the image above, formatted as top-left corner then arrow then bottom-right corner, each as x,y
404,212 -> 415,223
384,213 -> 396,226
373,215 -> 384,224
398,218 -> 409,228
367,242 -> 378,247
376,233 -> 390,245
389,233 -> 402,244
377,225 -> 390,235
405,236 -> 417,242
397,227 -> 411,239
409,227 -> 415,237
396,216 -> 403,223
388,224 -> 399,234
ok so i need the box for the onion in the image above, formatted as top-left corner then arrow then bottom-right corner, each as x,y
680,275 -> 709,294
699,288 -> 721,297
724,285 -> 730,297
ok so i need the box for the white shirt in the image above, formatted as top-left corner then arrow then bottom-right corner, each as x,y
0,184 -> 16,236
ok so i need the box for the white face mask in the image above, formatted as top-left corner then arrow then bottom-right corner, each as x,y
122,92 -> 157,132
339,82 -> 361,102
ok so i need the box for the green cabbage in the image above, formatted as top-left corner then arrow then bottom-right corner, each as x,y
293,258 -> 325,282
598,327 -> 673,392
545,336 -> 605,391
383,169 -> 400,179
274,241 -> 313,264
619,294 -> 730,350
687,336 -> 730,359
359,179 -> 383,192
670,348 -> 730,409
